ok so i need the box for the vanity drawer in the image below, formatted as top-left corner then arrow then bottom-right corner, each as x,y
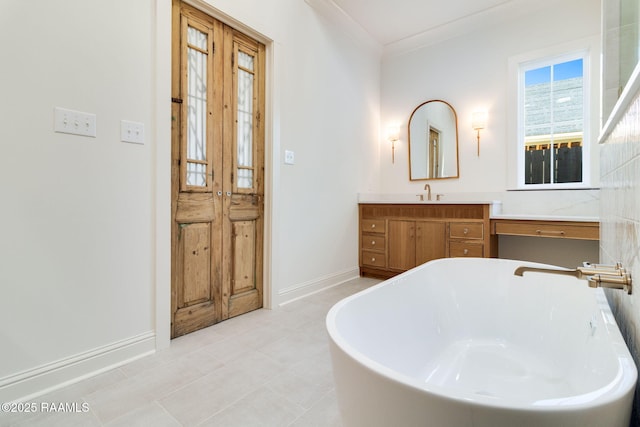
449,241 -> 483,257
449,223 -> 484,240
361,219 -> 386,234
361,250 -> 386,268
493,221 -> 599,240
362,235 -> 386,251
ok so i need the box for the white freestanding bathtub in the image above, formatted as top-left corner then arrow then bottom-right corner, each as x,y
326,258 -> 637,427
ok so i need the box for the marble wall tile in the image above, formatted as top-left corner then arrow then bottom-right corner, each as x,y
600,89 -> 640,426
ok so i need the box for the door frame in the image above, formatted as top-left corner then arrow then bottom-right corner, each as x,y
154,0 -> 276,350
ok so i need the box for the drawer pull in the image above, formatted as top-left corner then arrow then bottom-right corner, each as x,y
463,228 -> 469,235
536,229 -> 565,236
371,257 -> 376,262
463,249 -> 469,255
371,224 -> 376,229
371,241 -> 376,245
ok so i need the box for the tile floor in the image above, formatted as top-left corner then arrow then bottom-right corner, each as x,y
3,277 -> 380,427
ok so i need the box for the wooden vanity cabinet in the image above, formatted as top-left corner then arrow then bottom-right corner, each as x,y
448,222 -> 485,257
388,220 -> 445,271
359,203 -> 494,279
360,219 -> 387,269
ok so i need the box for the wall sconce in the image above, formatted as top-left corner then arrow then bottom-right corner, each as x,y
472,110 -> 488,156
387,125 -> 400,163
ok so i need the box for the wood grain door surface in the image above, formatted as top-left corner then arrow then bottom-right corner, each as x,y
171,1 -> 265,338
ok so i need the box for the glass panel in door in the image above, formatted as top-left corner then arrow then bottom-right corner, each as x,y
236,50 -> 255,190
186,25 -> 210,188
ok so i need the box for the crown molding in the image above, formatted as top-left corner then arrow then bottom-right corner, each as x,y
382,0 -> 559,59
304,0 -> 382,55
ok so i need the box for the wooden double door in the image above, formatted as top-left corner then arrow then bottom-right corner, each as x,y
171,1 -> 265,338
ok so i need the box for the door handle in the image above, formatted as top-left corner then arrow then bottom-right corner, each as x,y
226,191 -> 232,196
217,191 -> 222,196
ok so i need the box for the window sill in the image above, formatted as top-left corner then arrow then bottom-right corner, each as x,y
506,186 -> 600,192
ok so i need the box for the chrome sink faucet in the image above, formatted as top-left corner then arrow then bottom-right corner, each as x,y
514,262 -> 632,294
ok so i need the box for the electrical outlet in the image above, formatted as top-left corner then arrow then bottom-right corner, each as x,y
284,150 -> 295,165
54,107 -> 96,137
121,120 -> 145,144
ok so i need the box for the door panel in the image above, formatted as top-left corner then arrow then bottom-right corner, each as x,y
221,29 -> 264,319
388,220 -> 415,270
172,301 -> 219,338
232,221 -> 256,294
171,1 -> 223,338
175,193 -> 216,222
416,221 -> 446,265
223,194 -> 263,318
172,222 -> 221,337
181,223 -> 212,304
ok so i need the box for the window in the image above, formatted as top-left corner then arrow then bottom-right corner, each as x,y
516,52 -> 590,188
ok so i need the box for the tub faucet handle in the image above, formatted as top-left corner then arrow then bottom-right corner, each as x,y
586,267 -> 632,295
582,261 -> 624,274
515,263 -> 632,295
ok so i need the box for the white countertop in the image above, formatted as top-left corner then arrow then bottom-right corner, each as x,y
358,200 -> 497,205
358,193 -> 498,205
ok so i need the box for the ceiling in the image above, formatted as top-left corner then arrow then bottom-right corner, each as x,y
330,0 -> 530,46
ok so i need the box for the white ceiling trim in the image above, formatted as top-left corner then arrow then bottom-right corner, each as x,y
304,0 -> 383,55
385,0 -> 564,58
382,1 -> 513,58
308,0 -> 564,60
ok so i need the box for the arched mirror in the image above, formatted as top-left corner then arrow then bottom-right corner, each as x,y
408,100 -> 459,180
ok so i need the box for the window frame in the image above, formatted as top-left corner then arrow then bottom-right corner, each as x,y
507,38 -> 599,191
517,51 -> 590,189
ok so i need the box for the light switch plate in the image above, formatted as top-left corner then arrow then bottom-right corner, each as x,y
121,120 -> 145,144
284,150 -> 295,165
54,107 -> 96,137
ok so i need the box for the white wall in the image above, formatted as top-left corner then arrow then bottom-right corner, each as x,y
258,1 -> 381,302
377,0 -> 601,265
0,0 -> 157,399
379,0 -> 601,199
0,0 -> 381,400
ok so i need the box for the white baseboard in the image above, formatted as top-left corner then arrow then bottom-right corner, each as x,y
278,267 -> 360,306
0,331 -> 156,402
